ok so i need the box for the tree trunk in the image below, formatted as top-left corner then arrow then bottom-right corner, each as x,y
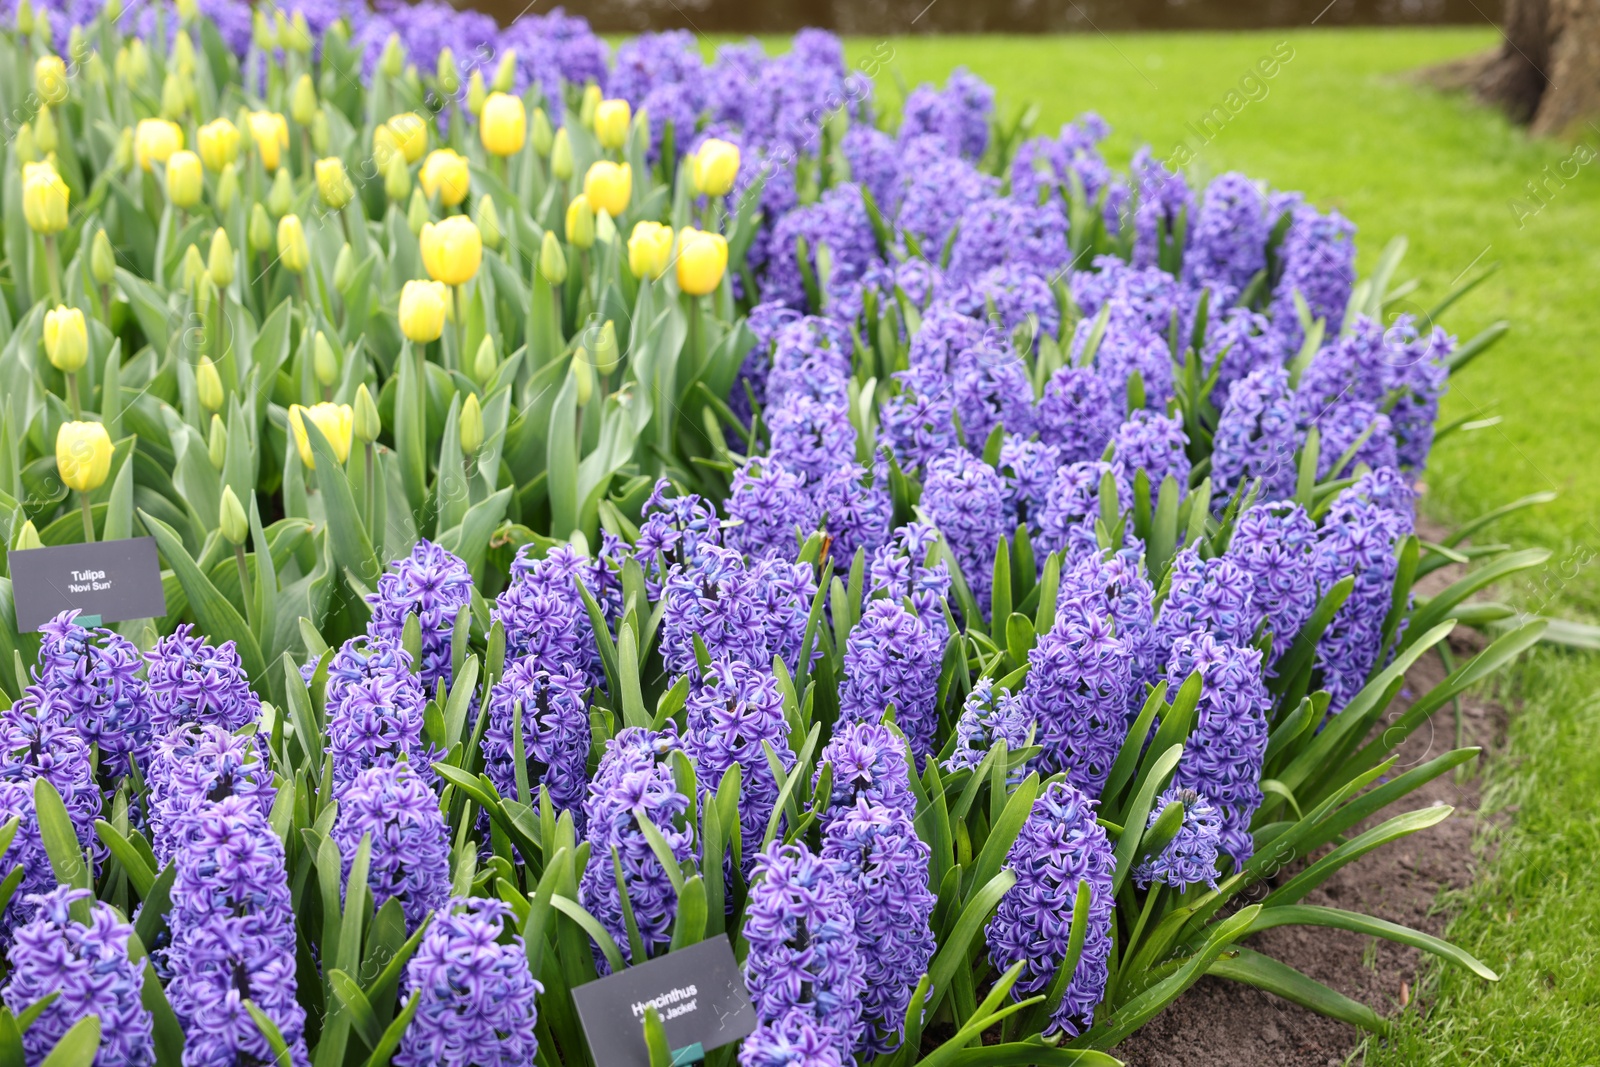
1443,0 -> 1600,134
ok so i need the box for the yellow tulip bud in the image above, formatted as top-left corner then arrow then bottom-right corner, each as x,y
384,151 -> 410,201
579,82 -> 601,129
550,127 -> 572,180
266,166 -> 293,217
475,194 -> 502,251
14,520 -> 42,552
594,98 -> 631,150
16,0 -> 34,35
35,55 -> 68,106
313,331 -> 338,387
572,346 -> 593,406
465,70 -> 487,116
539,231 -> 567,285
530,108 -> 553,157
290,73 -> 317,126
277,214 -> 308,273
287,10 -> 312,53
14,124 -> 37,165
44,306 -> 88,374
90,230 -> 115,285
195,270 -> 216,319
627,220 -> 674,280
171,28 -> 195,73
197,118 -> 241,172
33,105 -> 58,154
208,228 -> 235,288
333,243 -> 355,291
160,71 -> 187,120
435,47 -> 460,96
55,421 -> 113,493
315,156 -> 354,210
565,194 -> 595,250
22,161 -> 69,235
182,244 -> 206,292
248,203 -> 273,253
583,160 -> 632,219
165,150 -> 203,209
252,8 -> 275,50
248,111 -> 289,172
354,382 -> 381,444
407,188 -> 429,236
460,391 -> 483,454
473,335 -> 498,384
215,163 -> 239,212
692,138 -> 741,198
208,413 -> 227,470
398,279 -> 448,343
122,37 -> 150,84
492,49 -> 517,92
419,148 -> 470,207
135,117 -> 183,171
479,92 -> 526,157
196,355 -> 223,411
372,124 -> 401,171
676,227 -> 729,297
288,401 -> 354,469
219,485 -> 248,545
387,113 -> 428,164
593,320 -> 620,375
418,216 -> 482,287
310,109 -> 330,155
378,33 -> 403,78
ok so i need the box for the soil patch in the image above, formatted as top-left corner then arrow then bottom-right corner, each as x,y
1115,527 -> 1507,1067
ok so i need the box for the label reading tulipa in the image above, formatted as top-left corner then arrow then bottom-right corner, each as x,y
570,936 -> 757,1066
9,537 -> 168,632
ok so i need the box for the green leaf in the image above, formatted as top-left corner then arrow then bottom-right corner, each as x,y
95,820 -> 156,898
924,868 -> 1018,1019
669,875 -> 707,952
243,1001 -> 296,1066
140,510 -> 266,682
328,970 -> 383,1050
359,996 -> 418,1067
38,1015 -> 99,1067
301,417 -> 382,589
1244,904 -> 1496,980
1261,805 -> 1455,909
1111,745 -> 1182,895
32,780 -> 89,897
642,1006 -> 672,1067
140,961 -> 185,1067
1209,946 -> 1389,1033
967,773 -> 1038,900
550,896 -> 627,975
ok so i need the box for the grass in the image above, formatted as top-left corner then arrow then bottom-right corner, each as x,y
841,26 -> 1600,1065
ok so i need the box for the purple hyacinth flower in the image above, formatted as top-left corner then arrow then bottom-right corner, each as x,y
947,196 -> 1070,287
768,396 -> 858,486
997,435 -> 1062,539
739,1009 -> 846,1067
921,448 -> 1008,611
1202,306 -> 1282,405
945,678 -> 1033,774
1061,549 -> 1160,689
1111,409 -> 1192,504
1381,315 -> 1455,471
0,784 -> 51,940
985,780 -> 1115,1037
763,184 -> 881,312
1129,147 -> 1194,270
34,610 -> 152,777
897,137 -> 999,252
1166,634 -> 1271,868
0,688 -> 101,859
1154,546 -> 1260,668
495,541 -> 620,686
1312,481 -> 1411,710
1036,366 -> 1120,464
1078,301 -> 1176,413
743,842 -> 865,1056
1182,172 -> 1269,306
332,763 -> 451,930
1226,502 -> 1321,672
842,125 -> 901,217
816,463 -> 892,564
145,623 -> 260,735
952,339 -> 1037,448
1131,786 -> 1224,890
837,600 -> 944,759
946,264 -> 1061,343
866,522 -> 953,621
1213,364 -> 1300,504
580,726 -> 696,969
879,365 -> 958,476
482,657 -> 593,827
814,720 -> 916,824
395,898 -> 542,1067
725,457 -> 816,562
685,659 -> 793,869
3,887 -> 154,1066
366,539 -> 473,692
324,635 -> 435,795
1270,203 -> 1357,354
166,798 -> 308,1067
634,478 -> 724,595
145,723 -> 275,865
1310,399 -> 1400,481
1036,461 -> 1133,570
765,316 -> 854,411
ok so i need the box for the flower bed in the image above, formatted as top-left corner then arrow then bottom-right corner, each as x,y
0,4 -> 1552,1066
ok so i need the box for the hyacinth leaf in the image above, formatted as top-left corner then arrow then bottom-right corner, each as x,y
1245,904 -> 1497,979
1017,879 -> 1094,1039
244,1001 -> 294,1067
1268,574 -> 1353,700
37,1015 -> 100,1067
642,1006 -> 672,1067
32,780 -> 89,901
633,807 -> 688,896
1101,683 -> 1168,811
1403,548 -> 1550,648
137,961 -> 184,1067
1110,745 -> 1182,896
1209,947 -> 1389,1034
919,961 -> 1039,1067
917,757 -> 956,892
669,875 -> 708,952
94,819 -> 157,898
924,868 -> 1018,1020
0,866 -> 22,923
523,846 -> 567,981
928,1047 -> 1121,1067
1034,551 -> 1061,636
441,655 -> 479,751
328,970 -> 383,1051
575,580 -> 623,704
1263,696 -> 1318,766
140,510 -> 267,681
281,653 -> 324,770
617,624 -> 649,730
1263,804 -> 1454,910
967,772 -> 1038,900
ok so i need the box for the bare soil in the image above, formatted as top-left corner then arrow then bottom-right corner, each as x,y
1115,538 -> 1506,1067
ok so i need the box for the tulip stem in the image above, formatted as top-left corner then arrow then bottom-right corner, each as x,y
79,491 -> 95,543
454,285 -> 465,372
234,542 -> 253,617
364,441 -> 377,528
43,235 -> 63,306
66,372 -> 82,420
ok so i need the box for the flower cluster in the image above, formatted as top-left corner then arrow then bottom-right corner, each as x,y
1021,596 -> 1137,796
332,763 -> 452,930
324,635 -> 434,794
1132,787 -> 1224,890
145,624 -> 260,734
685,659 -> 794,866
945,678 -> 1033,774
34,610 -> 151,777
367,539 -> 474,692
837,600 -> 944,758
146,723 -> 276,863
482,657 -> 593,826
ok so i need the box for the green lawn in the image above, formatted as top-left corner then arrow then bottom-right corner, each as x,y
848,27 -> 1600,1066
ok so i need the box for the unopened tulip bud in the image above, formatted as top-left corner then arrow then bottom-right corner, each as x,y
692,138 -> 741,198
435,47 -> 459,96
420,216 -> 483,287
166,150 -> 203,208
277,214 -> 308,273
460,391 -> 483,454
14,124 -> 37,165
465,70 -> 487,116
215,163 -> 239,212
219,485 -> 248,545
675,227 -> 729,297
160,71 -> 187,120
493,50 -> 517,92
55,421 -> 113,493
572,346 -> 593,406
379,33 -> 403,78
208,414 -> 227,470
135,117 -> 183,171
196,355 -> 223,411
384,151 -> 410,201
33,105 -> 58,154
539,230 -> 566,284
550,127 -> 572,180
627,220 -> 673,280
565,194 -> 595,250
91,231 -> 115,285
35,55 -> 69,105
407,188 -> 429,236
332,243 -> 354,291
578,83 -> 601,129
207,229 -> 235,288
44,306 -> 88,374
289,401 -> 354,469
594,99 -> 630,150
266,166 -> 293,217
200,117 -> 240,167
16,0 -> 34,34
315,156 -> 353,210
252,8 -> 275,50
473,335 -> 497,384
313,331 -> 338,387
171,30 -> 195,74
479,92 -> 525,157
15,520 -> 43,551
530,107 -> 553,157
593,319 -> 619,375
420,148 -> 470,207
195,270 -> 216,319
248,203 -> 273,253
248,110 -> 289,172
476,194 -> 502,251
354,382 -> 380,444
22,162 -> 69,234
288,11 -> 311,53
582,160 -> 631,218
398,279 -> 448,343
182,244 -> 206,291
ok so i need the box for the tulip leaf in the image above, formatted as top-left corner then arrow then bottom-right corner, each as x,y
140,509 -> 266,681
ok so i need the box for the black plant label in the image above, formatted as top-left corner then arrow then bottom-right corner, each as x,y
9,537 -> 168,632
